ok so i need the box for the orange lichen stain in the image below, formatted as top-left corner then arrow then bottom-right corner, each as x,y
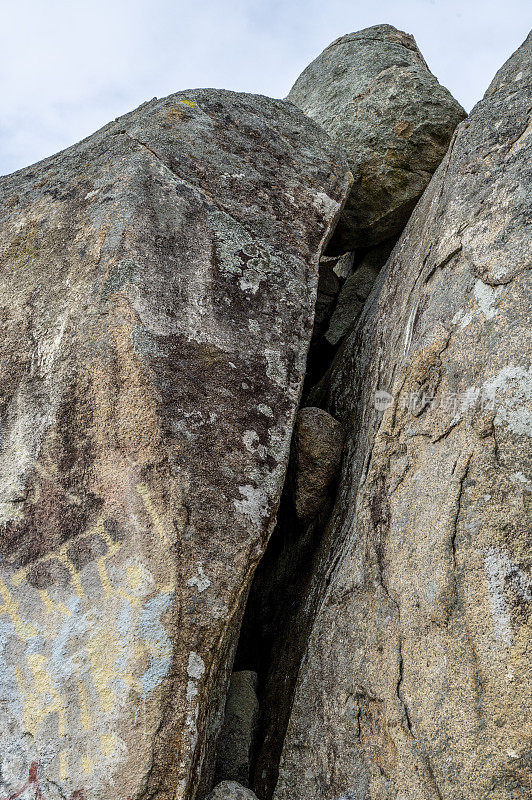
164,99 -> 196,124
164,107 -> 188,123
393,119 -> 414,138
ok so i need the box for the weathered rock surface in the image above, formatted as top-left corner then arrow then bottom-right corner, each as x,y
206,781 -> 259,800
275,33 -> 531,800
290,407 -> 344,522
288,24 -> 466,254
215,671 -> 259,786
0,90 -> 351,800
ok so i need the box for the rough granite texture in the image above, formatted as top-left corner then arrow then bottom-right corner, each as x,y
274,33 -> 531,800
0,89 -> 351,800
288,24 -> 466,254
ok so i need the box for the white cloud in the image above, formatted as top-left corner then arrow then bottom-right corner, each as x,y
1,0 -> 530,175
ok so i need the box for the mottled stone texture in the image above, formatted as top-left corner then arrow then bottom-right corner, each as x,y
0,90 -> 351,800
275,33 -> 531,800
288,24 -> 466,254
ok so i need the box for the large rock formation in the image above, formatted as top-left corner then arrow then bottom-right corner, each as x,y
288,24 -> 466,253
0,90 -> 351,800
274,32 -> 531,800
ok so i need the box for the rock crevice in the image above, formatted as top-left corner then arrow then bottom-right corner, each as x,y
0,23 -> 529,800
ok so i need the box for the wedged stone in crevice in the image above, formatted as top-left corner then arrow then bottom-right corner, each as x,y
290,407 -> 345,523
207,781 -> 259,800
330,251 -> 356,280
214,671 -> 260,788
325,238 -> 397,347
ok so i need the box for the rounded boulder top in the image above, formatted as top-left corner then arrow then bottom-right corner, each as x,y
288,24 -> 467,254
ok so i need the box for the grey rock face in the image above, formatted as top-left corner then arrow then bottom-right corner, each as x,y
291,407 -> 344,522
0,90 -> 351,800
288,24 -> 466,253
275,32 -> 531,800
215,671 -> 259,786
207,781 -> 259,800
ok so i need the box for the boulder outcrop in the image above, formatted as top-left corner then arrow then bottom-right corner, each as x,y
288,24 -> 466,253
0,89 -> 351,800
274,32 -> 531,800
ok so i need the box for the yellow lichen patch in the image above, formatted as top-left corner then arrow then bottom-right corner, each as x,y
127,564 -> 146,590
164,100 -> 196,124
85,622 -> 122,712
100,733 -> 119,757
19,655 -> 67,736
59,752 -> 68,782
82,754 -> 93,775
38,590 -> 56,615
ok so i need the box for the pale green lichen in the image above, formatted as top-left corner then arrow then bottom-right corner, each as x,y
5,227 -> 39,270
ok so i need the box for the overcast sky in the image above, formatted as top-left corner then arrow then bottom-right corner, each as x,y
1,0 -> 530,176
